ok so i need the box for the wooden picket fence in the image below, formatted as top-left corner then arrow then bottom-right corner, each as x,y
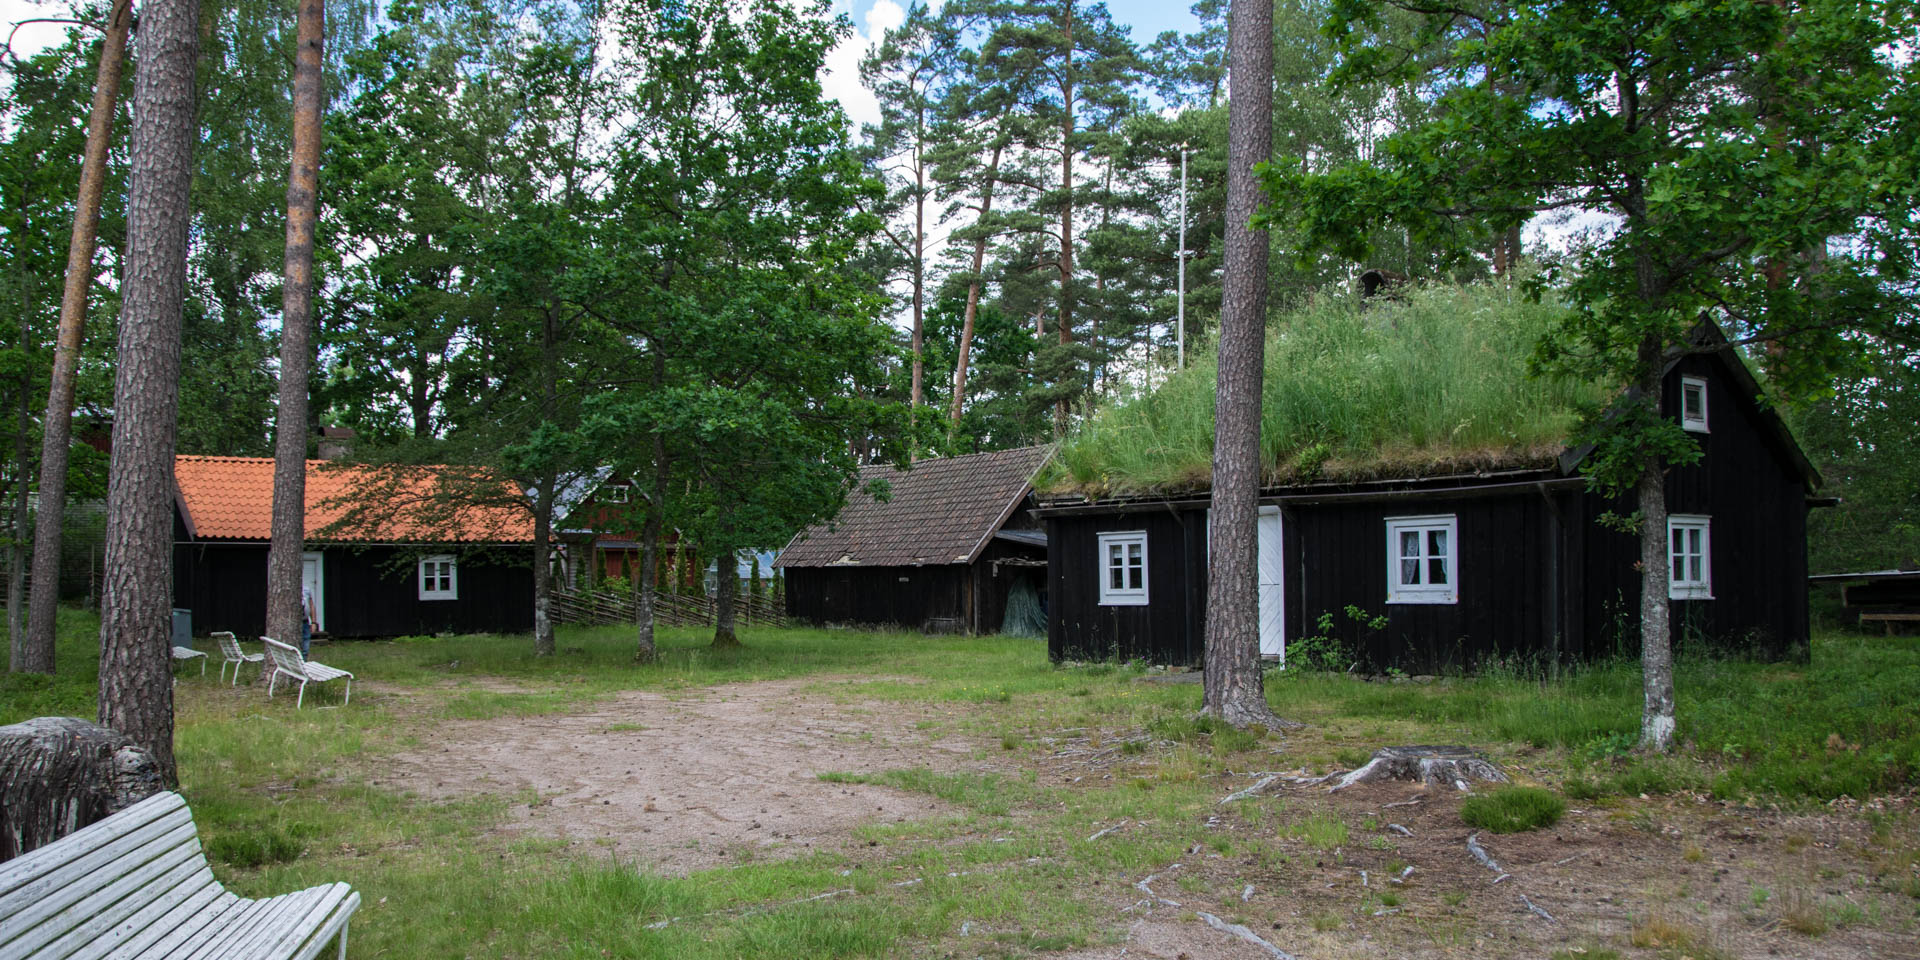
549,587 -> 785,628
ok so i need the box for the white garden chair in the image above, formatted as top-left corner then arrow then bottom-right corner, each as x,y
214,630 -> 266,686
261,636 -> 354,709
170,644 -> 207,676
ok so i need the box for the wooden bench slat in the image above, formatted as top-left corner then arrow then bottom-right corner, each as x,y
92,871 -> 228,960
100,889 -> 244,960
251,885 -> 354,960
0,792 -> 358,960
173,887 -> 325,960
26,852 -> 209,960
286,893 -> 358,960
0,815 -> 196,941
0,794 -> 186,900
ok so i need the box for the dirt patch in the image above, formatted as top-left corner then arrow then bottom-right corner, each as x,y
376,677 -> 984,873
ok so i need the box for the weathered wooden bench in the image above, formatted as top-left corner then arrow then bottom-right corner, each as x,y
0,791 -> 360,959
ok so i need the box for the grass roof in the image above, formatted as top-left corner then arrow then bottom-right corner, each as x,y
1045,282 -> 1609,498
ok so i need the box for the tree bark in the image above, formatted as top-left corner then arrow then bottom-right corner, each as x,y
634,431 -> 667,663
531,471 -> 556,657
1054,4 -> 1076,439
265,0 -> 324,647
909,136 -> 925,418
1637,379 -> 1675,752
950,141 -> 1005,429
10,273 -> 35,672
1201,0 -> 1291,731
0,717 -> 164,862
711,547 -> 740,648
21,0 -> 130,676
99,0 -> 200,784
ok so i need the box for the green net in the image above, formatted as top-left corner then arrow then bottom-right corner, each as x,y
1000,576 -> 1046,637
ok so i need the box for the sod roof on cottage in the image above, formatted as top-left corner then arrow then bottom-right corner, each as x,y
1043,282 -> 1616,499
777,445 -> 1054,568
173,456 -> 535,543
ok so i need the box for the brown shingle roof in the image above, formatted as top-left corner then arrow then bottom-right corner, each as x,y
776,445 -> 1053,568
174,456 -> 535,543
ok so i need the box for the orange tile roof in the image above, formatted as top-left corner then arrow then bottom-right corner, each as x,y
174,456 -> 536,543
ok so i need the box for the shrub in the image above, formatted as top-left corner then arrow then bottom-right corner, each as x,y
1459,786 -> 1566,833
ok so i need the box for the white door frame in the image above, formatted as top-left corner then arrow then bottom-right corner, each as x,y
1257,506 -> 1285,663
301,551 -> 325,633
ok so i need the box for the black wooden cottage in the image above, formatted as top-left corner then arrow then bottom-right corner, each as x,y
172,456 -> 536,639
1039,344 -> 1821,671
777,446 -> 1053,633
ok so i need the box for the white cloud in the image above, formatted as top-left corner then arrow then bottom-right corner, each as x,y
815,0 -> 906,131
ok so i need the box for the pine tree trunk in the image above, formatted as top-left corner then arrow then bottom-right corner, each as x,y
909,141 -> 925,416
711,548 -> 740,648
21,0 -> 132,677
1054,7 -> 1076,439
1201,0 -> 1291,731
10,303 -> 33,669
950,141 -> 1004,429
99,0 -> 200,784
531,472 -> 556,657
265,0 -> 324,646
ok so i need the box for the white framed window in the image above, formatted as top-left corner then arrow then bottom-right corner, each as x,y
1097,531 -> 1148,606
419,555 -> 458,601
1680,376 -> 1709,433
1385,515 -> 1457,604
1668,515 -> 1712,599
600,485 -> 629,503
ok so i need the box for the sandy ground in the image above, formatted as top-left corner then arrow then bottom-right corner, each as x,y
379,677 -> 981,873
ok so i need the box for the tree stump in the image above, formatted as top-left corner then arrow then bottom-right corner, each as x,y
0,716 -> 164,862
1328,745 -> 1507,793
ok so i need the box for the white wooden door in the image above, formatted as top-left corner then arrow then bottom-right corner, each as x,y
301,552 -> 325,633
1257,507 -> 1284,661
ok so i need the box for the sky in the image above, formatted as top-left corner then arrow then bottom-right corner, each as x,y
2,0 -> 1204,125
822,0 -> 1202,128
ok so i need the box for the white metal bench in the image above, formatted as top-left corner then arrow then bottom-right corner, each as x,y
261,638 -> 353,709
0,790 -> 360,959
213,631 -> 265,686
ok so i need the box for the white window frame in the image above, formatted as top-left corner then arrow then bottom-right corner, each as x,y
419,554 -> 458,601
1680,375 -> 1709,433
1667,515 -> 1712,600
1385,515 -> 1458,604
1097,531 -> 1149,606
600,484 -> 629,503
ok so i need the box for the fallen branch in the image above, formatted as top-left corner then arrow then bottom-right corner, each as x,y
1519,893 -> 1556,922
1197,911 -> 1299,960
1381,797 -> 1423,809
1088,819 -> 1129,841
1553,852 -> 1582,866
1387,823 -> 1413,837
1330,746 -> 1508,793
1466,833 -> 1502,874
1241,884 -> 1255,902
1220,775 -> 1280,804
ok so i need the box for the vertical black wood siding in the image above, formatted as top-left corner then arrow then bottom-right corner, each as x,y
172,542 -> 534,639
1044,351 -> 1811,668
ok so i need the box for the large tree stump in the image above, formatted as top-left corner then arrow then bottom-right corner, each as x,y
1328,745 -> 1507,793
0,716 -> 164,862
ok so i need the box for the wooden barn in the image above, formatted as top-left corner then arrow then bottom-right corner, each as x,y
1040,341 -> 1821,671
777,445 -> 1053,633
172,456 -> 536,639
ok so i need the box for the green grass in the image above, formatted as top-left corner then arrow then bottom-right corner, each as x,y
1459,786 -> 1567,833
8,609 -> 1920,957
1046,281 -> 1609,496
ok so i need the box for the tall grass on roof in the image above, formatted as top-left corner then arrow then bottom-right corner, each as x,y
1048,282 -> 1608,496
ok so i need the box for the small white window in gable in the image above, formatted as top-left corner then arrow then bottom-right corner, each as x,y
1668,515 -> 1711,599
419,555 -> 458,601
1385,515 -> 1457,604
1680,376 -> 1709,433
1097,531 -> 1148,606
600,485 -> 629,503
